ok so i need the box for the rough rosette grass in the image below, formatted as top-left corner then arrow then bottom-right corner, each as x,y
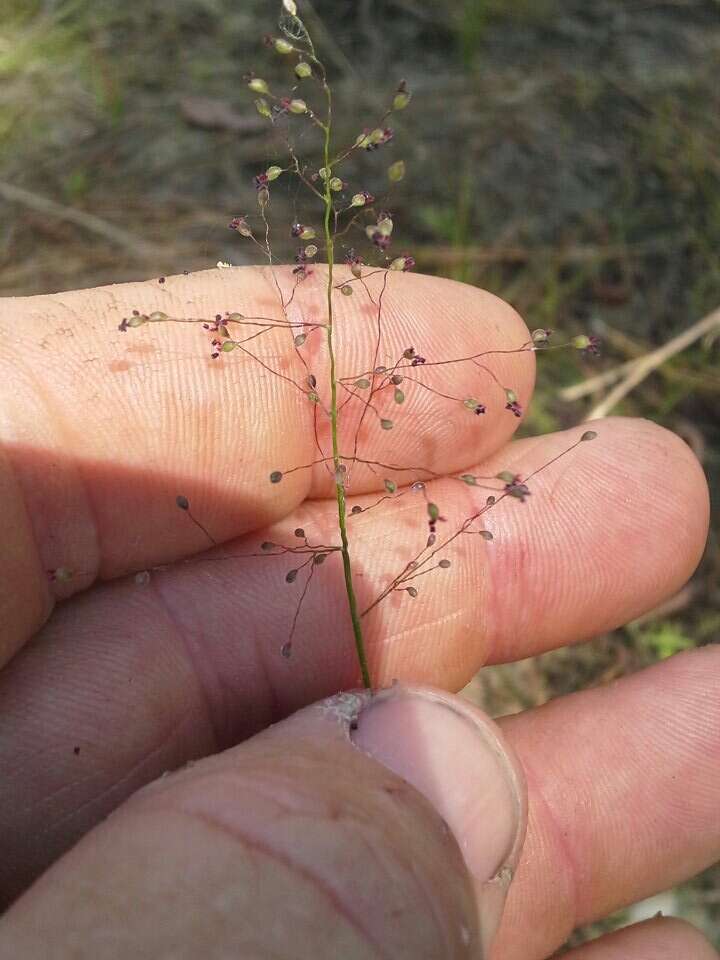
106,1 -> 600,690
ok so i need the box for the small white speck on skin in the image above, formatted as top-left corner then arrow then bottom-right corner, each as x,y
318,691 -> 367,728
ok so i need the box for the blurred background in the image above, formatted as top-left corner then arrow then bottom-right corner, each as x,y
1,0 -> 718,949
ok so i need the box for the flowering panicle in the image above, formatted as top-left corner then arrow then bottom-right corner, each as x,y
112,0 -> 601,691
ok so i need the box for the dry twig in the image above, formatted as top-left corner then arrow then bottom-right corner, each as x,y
0,181 -> 161,260
585,306 -> 720,420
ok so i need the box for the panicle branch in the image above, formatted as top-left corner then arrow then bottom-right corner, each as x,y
110,1 -> 602,689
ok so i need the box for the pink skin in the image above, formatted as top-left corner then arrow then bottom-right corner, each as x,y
0,268 -> 714,958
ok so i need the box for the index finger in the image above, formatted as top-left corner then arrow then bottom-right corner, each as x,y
0,266 -> 534,663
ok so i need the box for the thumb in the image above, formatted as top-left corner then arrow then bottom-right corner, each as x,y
0,685 -> 525,959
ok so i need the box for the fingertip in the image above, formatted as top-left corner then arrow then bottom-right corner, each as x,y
308,269 -> 537,496
481,415 -> 710,662
350,684 -> 527,956
584,415 -> 710,574
562,916 -> 720,959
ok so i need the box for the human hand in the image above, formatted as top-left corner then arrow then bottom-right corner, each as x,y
0,269 -> 715,958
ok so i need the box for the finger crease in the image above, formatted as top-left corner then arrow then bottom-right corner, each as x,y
177,804 -> 393,960
149,578 -> 223,752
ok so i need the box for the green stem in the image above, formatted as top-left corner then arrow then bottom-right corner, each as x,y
321,81 -> 372,690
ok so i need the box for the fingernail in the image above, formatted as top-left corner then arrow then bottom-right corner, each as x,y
350,684 -> 526,955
